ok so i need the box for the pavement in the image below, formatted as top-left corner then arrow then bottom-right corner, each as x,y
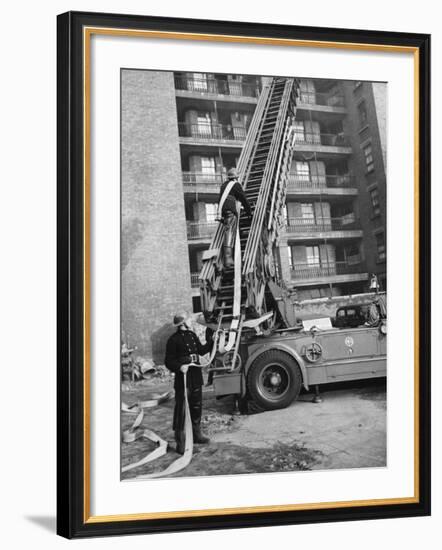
212,381 -> 386,470
121,377 -> 386,479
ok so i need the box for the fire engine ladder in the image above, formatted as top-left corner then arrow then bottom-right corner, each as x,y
199,77 -> 299,356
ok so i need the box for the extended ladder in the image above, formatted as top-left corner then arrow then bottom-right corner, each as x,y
199,77 -> 299,358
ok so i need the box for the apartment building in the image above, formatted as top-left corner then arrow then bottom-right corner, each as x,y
175,72 -> 386,305
121,70 -> 386,357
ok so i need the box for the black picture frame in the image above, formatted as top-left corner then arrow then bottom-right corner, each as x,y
57,10 -> 431,539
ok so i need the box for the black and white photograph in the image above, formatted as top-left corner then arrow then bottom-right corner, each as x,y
0,0 -> 435,544
120,70 -> 388,480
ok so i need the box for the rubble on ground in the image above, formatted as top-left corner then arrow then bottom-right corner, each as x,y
121,341 -> 172,384
201,412 -> 238,436
267,443 -> 315,471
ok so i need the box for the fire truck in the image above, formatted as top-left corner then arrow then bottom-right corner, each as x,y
198,77 -> 386,412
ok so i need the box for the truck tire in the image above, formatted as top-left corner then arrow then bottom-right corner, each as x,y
247,350 -> 302,411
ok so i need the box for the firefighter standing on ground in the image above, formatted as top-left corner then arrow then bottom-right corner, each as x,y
164,312 -> 213,455
217,168 -> 252,268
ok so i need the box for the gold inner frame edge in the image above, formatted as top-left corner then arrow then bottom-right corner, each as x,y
82,26 -> 421,524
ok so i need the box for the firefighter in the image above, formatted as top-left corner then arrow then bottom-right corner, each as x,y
365,295 -> 387,327
164,312 -> 214,454
217,167 -> 252,268
369,273 -> 380,293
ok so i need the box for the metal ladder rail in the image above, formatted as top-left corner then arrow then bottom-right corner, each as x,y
242,80 -> 293,277
208,82 -> 282,321
244,80 -> 294,273
240,83 -> 287,272
236,83 -> 285,277
198,83 -> 275,315
198,78 -> 297,323
198,82 -> 272,289
241,80 -> 297,318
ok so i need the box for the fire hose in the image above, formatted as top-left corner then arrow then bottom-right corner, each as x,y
121,329 -> 222,479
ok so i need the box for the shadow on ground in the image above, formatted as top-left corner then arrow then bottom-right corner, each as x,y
25,516 -> 56,533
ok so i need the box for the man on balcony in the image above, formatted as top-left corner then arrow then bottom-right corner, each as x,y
217,167 -> 252,268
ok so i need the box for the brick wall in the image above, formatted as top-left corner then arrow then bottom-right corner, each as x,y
342,81 -> 387,285
121,70 -> 192,362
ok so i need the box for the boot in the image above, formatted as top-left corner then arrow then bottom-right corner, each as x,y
192,423 -> 210,444
223,246 -> 234,269
174,430 -> 185,455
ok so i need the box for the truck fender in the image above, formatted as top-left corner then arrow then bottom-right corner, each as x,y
244,343 -> 309,391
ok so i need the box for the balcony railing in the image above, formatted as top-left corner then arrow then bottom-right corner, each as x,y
291,260 -> 364,280
346,253 -> 363,265
175,75 -> 260,98
298,91 -> 345,107
190,272 -> 200,287
182,171 -> 224,186
285,214 -> 360,233
294,132 -> 350,147
178,122 -> 247,141
187,221 -> 218,240
287,173 -> 355,189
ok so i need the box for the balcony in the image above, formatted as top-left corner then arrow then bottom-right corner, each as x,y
287,173 -> 357,194
187,221 -> 218,241
285,214 -> 360,233
288,173 -> 354,189
183,171 -> 224,186
298,91 -> 345,108
290,260 -> 368,285
178,122 -> 247,144
294,132 -> 350,147
182,172 -> 223,195
284,215 -> 363,241
175,75 -> 260,99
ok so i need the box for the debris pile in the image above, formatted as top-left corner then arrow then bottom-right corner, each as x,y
201,412 -> 237,436
267,443 -> 316,471
121,343 -> 171,383
148,364 -> 172,382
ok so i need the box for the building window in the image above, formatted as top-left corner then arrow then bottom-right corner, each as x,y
363,143 -> 374,173
295,161 -> 310,182
197,112 -> 212,136
192,72 -> 208,92
200,156 -> 216,181
301,203 -> 315,221
357,101 -> 368,127
375,232 -> 386,262
205,203 -> 218,223
370,187 -> 381,216
345,245 -> 361,264
293,121 -> 305,142
306,246 -> 320,265
287,246 -> 293,269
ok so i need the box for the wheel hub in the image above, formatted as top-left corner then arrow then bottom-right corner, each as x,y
258,363 -> 290,400
270,373 -> 281,386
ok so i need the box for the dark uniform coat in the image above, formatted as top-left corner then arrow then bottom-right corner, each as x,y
218,179 -> 252,217
164,327 -> 213,432
164,328 -> 213,391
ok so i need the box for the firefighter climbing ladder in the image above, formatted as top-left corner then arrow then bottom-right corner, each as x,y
199,77 -> 299,362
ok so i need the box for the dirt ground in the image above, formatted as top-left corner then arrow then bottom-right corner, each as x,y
121,374 -> 386,480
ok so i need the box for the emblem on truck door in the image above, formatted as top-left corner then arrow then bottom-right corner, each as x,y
344,336 -> 354,347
